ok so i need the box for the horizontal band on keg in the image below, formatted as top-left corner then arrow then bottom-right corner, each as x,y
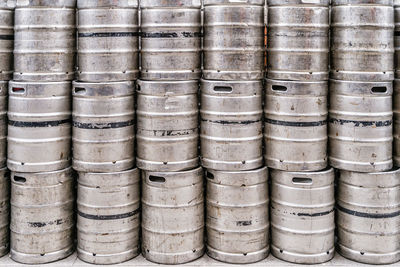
337,205 -> 400,219
0,34 -> 13,40
146,129 -> 196,137
201,119 -> 261,125
297,209 -> 334,217
78,32 -> 139,38
28,219 -> 65,228
141,32 -> 201,38
73,120 -> 134,129
78,208 -> 140,221
265,118 -> 327,127
9,119 -> 70,127
329,118 -> 392,127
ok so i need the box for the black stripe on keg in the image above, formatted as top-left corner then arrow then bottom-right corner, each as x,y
297,209 -> 334,217
78,32 -> 139,38
0,34 -> 13,40
329,118 -> 392,127
201,119 -> 261,125
8,119 -> 70,127
336,205 -> 400,219
265,118 -> 327,127
141,32 -> 201,38
73,120 -> 134,129
77,208 -> 140,221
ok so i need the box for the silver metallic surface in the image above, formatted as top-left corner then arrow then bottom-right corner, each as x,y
395,79 -> 400,166
396,0 -> 400,77
0,168 -> 9,258
0,5 -> 13,80
0,82 -> 7,168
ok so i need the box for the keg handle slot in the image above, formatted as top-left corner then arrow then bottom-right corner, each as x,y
137,85 -> 141,91
74,87 -> 86,94
213,86 -> 232,93
12,87 -> 25,94
371,87 -> 387,94
149,175 -> 166,183
14,176 -> 26,183
272,85 -> 288,92
206,171 -> 214,179
292,177 -> 312,185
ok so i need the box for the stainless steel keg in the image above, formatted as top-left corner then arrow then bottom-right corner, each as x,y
77,168 -> 140,264
337,168 -> 400,264
200,79 -> 263,171
141,167 -> 204,264
264,79 -> 328,171
0,2 -> 14,81
206,167 -> 269,264
395,79 -> 400,166
7,81 -> 71,172
329,80 -> 393,172
0,167 -> 9,257
136,80 -> 199,172
270,168 -> 335,264
72,81 -> 135,173
0,82 -> 7,168
395,0 -> 400,77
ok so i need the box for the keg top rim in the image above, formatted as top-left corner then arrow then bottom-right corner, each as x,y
267,0 -> 330,6
204,0 -> 264,5
140,0 -> 201,8
77,0 -> 138,8
16,0 -> 77,8
331,0 -> 393,6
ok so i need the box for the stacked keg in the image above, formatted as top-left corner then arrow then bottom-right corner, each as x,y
202,0 -> 269,264
8,0 -> 75,264
74,0 -> 139,264
138,0 -> 204,264
266,0 -> 335,264
331,0 -> 400,264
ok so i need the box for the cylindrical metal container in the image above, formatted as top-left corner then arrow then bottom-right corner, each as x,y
77,0 -> 139,82
0,82 -> 7,168
206,167 -> 269,264
270,168 -> 335,264
10,168 -> 74,264
0,2 -> 14,81
200,79 -> 263,171
7,81 -> 71,173
14,1 -> 76,81
0,168 -> 10,257
395,0 -> 400,77
264,79 -> 328,171
203,0 -> 264,80
267,0 -> 329,81
329,80 -> 393,172
77,168 -> 140,265
136,80 -> 199,172
337,169 -> 400,264
142,167 -> 204,264
72,81 -> 135,173
331,0 -> 395,81
140,0 -> 201,81
395,79 -> 400,166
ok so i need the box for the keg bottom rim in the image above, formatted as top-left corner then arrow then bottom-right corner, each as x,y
77,71 -> 139,83
142,246 -> 205,265
329,70 -> 395,83
266,70 -> 329,82
140,70 -> 201,81
72,159 -> 135,173
10,245 -> 74,264
206,245 -> 269,264
338,244 -> 400,265
202,70 -> 264,81
271,245 -> 334,265
265,158 -> 327,172
13,72 -> 75,83
77,247 -> 140,265
329,157 -> 393,173
7,159 -> 71,173
201,157 -> 263,171
136,157 -> 199,172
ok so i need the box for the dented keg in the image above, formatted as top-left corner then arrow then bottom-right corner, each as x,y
10,168 -> 74,264
0,2 -> 14,81
77,168 -> 140,265
14,1 -> 76,81
331,0 -> 395,81
267,0 -> 330,81
337,169 -> 400,264
72,81 -> 135,173
206,167 -> 269,264
203,0 -> 264,80
0,82 -> 7,168
142,167 -> 204,264
7,81 -> 71,173
329,80 -> 393,172
77,0 -> 139,82
270,168 -> 335,264
136,80 -> 199,172
200,80 -> 263,171
0,168 -> 9,257
264,79 -> 328,171
140,0 -> 201,80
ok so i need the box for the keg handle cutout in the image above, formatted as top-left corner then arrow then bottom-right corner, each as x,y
292,177 -> 312,185
13,176 -> 26,183
149,175 -> 166,183
74,87 -> 86,95
213,86 -> 232,93
272,85 -> 288,92
137,85 -> 141,91
206,171 -> 214,179
371,87 -> 387,94
12,87 -> 25,94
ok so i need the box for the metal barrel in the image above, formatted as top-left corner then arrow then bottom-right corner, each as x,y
136,80 -> 199,172
13,3 -> 76,81
77,0 -> 139,82
267,0 -> 330,81
264,79 -> 328,171
200,79 -> 263,171
141,167 -> 204,264
337,169 -> 400,264
206,167 -> 269,264
203,0 -> 264,80
396,0 -> 400,77
7,81 -> 71,173
331,0 -> 395,81
395,79 -> 400,166
0,168 -> 9,257
270,168 -> 335,264
10,168 -> 74,264
72,81 -> 135,173
0,3 -> 14,81
0,82 -> 7,168
77,168 -> 140,265
329,80 -> 393,172
140,0 -> 201,81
